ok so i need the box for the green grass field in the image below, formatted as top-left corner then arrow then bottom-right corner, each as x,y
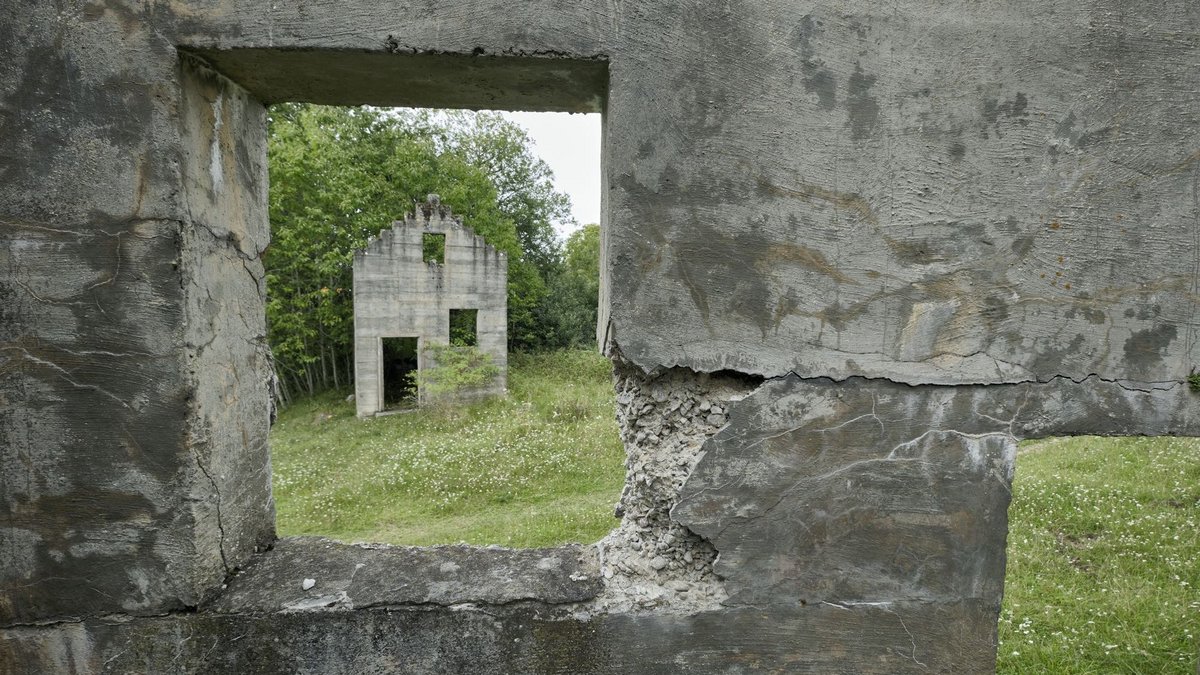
270,349 -> 627,547
998,435 -> 1199,673
272,353 -> 1199,672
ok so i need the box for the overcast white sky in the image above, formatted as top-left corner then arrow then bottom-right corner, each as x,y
497,111 -> 601,238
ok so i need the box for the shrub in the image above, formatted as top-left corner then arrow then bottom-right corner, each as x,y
410,342 -> 501,400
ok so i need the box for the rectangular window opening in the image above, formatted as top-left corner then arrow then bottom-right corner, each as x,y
423,232 -> 446,265
266,103 -> 620,551
449,309 -> 478,346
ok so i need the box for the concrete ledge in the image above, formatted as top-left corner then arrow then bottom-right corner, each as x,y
183,48 -> 608,112
209,538 -> 603,613
0,601 -> 996,674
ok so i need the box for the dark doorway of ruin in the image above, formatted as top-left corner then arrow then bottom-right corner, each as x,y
449,308 -> 478,346
382,337 -> 419,409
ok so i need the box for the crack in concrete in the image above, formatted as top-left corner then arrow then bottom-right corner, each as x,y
191,219 -> 261,262
2,346 -> 132,408
380,37 -> 609,62
820,601 -> 928,669
343,595 -> 589,614
11,280 -> 95,306
1,598 -> 588,632
0,607 -> 186,631
885,607 -> 930,671
45,346 -> 161,359
0,218 -> 164,239
643,339 -> 1191,392
191,447 -> 230,576
769,369 -> 1186,393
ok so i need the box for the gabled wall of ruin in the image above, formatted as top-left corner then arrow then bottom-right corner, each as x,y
352,196 -> 507,415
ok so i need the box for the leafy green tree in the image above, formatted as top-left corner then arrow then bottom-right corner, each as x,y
564,224 -> 600,291
540,224 -> 601,349
416,111 -> 574,277
410,111 -> 576,349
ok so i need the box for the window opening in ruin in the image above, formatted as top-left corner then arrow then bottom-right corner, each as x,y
998,435 -> 1200,672
449,308 -> 478,346
381,337 -> 420,409
265,105 -> 625,549
422,232 -> 446,265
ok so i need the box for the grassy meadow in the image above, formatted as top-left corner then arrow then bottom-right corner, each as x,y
271,349 -> 626,547
998,435 -> 1199,673
271,353 -> 1199,672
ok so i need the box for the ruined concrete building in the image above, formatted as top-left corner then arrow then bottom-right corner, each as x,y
352,195 -> 507,415
4,2 -> 1200,673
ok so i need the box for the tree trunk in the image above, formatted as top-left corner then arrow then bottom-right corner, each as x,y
331,344 -> 340,389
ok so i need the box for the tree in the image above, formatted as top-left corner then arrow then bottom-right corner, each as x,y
540,224 -> 601,349
564,223 -> 601,289
416,111 -> 574,277
411,111 -> 577,350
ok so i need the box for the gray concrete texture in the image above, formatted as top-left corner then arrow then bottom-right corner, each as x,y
352,196 -> 507,415
2,1 -> 1198,673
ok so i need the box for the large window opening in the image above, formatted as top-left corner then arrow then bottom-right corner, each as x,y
998,436 -> 1200,673
264,105 -> 623,548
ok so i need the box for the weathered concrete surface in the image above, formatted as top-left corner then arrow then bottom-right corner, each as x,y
178,55 -> 277,600
187,50 -> 609,113
4,0 -> 1200,672
599,1 -> 1200,386
210,538 -> 601,612
675,375 -> 1199,608
1,13 -> 273,626
353,197 -> 507,414
172,1 -> 1200,385
0,601 -> 996,674
593,363 -> 760,612
176,0 -> 613,109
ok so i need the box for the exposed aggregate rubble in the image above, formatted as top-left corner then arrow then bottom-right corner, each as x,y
587,359 -> 761,613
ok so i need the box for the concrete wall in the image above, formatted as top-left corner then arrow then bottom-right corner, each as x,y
352,197 -> 507,415
0,39 -> 274,625
2,1 -> 1199,673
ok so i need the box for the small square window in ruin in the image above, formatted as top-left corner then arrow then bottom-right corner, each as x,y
423,232 -> 446,265
381,337 -> 420,409
449,308 -> 478,347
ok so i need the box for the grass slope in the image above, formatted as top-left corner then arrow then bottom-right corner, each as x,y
271,349 -> 626,548
999,436 -> 1200,673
